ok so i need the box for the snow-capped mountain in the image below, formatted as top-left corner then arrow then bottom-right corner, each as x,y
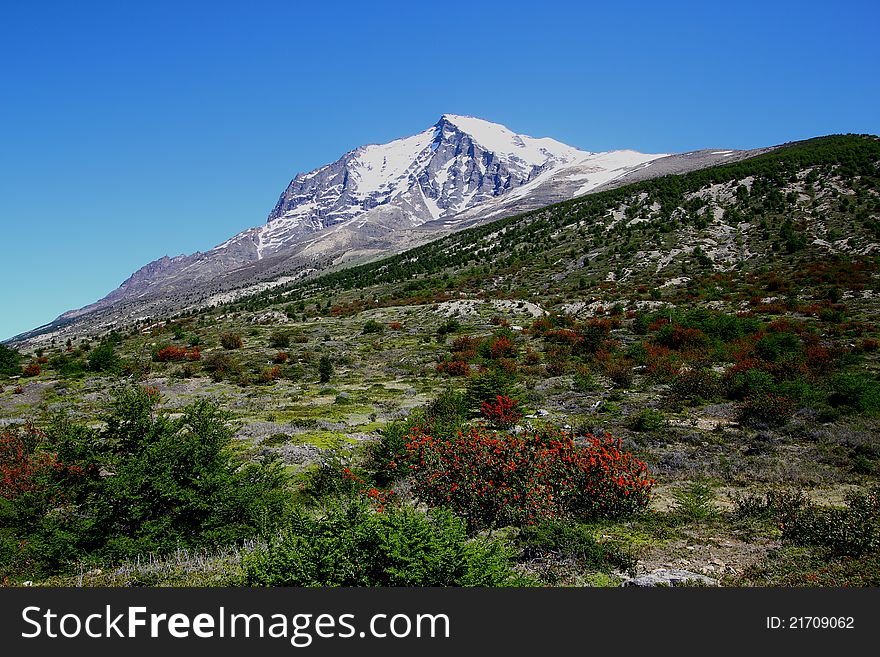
12,115 -> 758,344
203,114 -> 664,265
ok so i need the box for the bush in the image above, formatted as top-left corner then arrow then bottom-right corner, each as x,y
153,345 -> 189,362
656,324 -> 708,350
243,502 -> 523,586
780,487 -> 880,558
220,332 -> 244,350
671,480 -> 718,520
478,331 -> 517,360
670,369 -> 722,404
515,520 -> 637,575
86,340 -> 120,372
202,352 -> 238,381
259,366 -> 282,383
21,363 -> 41,377
738,393 -> 796,427
726,367 -> 774,400
362,319 -> 385,335
0,345 -> 22,377
755,331 -> 802,362
273,352 -> 289,364
628,408 -> 666,432
49,354 -> 86,378
318,355 -> 334,383
437,318 -> 461,337
436,360 -> 470,377
604,359 -> 634,389
829,373 -> 880,415
466,368 -> 518,413
480,395 -> 522,429
268,331 -> 290,349
404,427 -> 653,531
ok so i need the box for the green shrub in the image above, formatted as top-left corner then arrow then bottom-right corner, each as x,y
466,368 -> 518,413
87,341 -> 121,373
727,367 -> 774,400
573,369 -> 597,392
628,408 -> 666,432
318,355 -> 334,383
755,332 -> 802,362
49,354 -> 86,378
829,373 -> 880,415
362,319 -> 385,335
671,480 -> 718,520
0,387 -> 291,576
780,487 -> 880,558
268,331 -> 290,348
516,520 -> 637,575
437,318 -> 461,337
243,502 -> 523,586
0,345 -> 21,377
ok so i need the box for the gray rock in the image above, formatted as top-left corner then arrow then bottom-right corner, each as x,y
621,569 -> 719,587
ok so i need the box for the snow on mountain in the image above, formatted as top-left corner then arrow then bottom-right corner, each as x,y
244,114 -> 620,261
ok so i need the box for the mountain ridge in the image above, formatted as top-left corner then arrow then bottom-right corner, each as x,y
9,116 -> 768,345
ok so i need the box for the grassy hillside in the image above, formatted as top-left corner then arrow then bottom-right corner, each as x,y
2,134 -> 879,587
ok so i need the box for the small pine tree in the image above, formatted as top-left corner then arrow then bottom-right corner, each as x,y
318,355 -> 334,383
0,344 -> 21,377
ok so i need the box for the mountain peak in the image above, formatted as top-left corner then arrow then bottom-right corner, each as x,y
435,114 -> 591,166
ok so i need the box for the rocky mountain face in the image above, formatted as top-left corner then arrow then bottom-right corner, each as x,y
12,115 -> 763,345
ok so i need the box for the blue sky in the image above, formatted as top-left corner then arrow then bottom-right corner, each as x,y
1,0 -> 878,341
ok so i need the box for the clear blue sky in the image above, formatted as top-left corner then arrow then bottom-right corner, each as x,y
1,0 -> 878,341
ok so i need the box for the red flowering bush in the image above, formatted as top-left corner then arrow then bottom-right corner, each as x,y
480,395 -> 522,429
21,363 -> 41,377
155,346 -> 187,362
389,322 -> 403,331
154,346 -> 201,362
436,360 -> 471,377
404,426 -> 653,531
273,351 -> 289,364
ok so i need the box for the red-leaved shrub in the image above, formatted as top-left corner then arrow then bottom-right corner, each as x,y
0,424 -> 84,501
155,346 -> 188,362
480,395 -> 522,429
436,360 -> 471,377
404,427 -> 653,530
